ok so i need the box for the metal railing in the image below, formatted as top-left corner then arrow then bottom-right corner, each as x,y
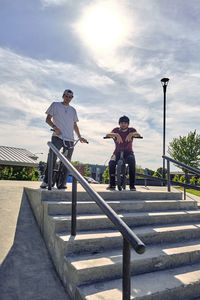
163,155 -> 200,199
136,156 -> 200,200
47,142 -> 145,300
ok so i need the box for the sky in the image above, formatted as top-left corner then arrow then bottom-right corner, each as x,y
0,0 -> 200,171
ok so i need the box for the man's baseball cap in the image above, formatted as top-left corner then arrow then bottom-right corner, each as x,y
63,89 -> 73,96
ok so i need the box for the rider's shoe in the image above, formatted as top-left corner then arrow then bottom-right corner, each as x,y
57,185 -> 67,190
40,182 -> 47,189
106,185 -> 116,190
130,186 -> 136,191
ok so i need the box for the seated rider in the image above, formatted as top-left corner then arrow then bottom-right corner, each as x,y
106,115 -> 141,191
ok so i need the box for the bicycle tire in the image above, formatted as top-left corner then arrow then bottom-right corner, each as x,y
52,161 -> 59,187
122,165 -> 129,190
52,171 -> 57,187
116,160 -> 124,191
56,163 -> 65,189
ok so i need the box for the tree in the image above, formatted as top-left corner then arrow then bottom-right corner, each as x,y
84,164 -> 91,176
71,161 -> 83,166
168,130 -> 200,171
153,167 -> 167,179
153,167 -> 162,178
102,167 -> 109,183
144,168 -> 155,176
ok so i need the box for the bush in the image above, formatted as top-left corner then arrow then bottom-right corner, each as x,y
190,176 -> 197,185
0,166 -> 39,181
179,175 -> 185,183
172,174 -> 180,182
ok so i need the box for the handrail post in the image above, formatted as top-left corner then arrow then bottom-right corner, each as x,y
71,176 -> 77,236
167,159 -> 171,192
48,149 -> 53,190
123,237 -> 131,300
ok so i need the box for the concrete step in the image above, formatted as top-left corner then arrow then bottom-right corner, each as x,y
64,240 -> 200,287
25,187 -> 200,299
50,209 -> 200,233
40,189 -> 182,201
57,222 -> 200,255
76,262 -> 200,300
45,199 -> 198,215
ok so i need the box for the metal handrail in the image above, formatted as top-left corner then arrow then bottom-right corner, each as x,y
47,141 -> 145,300
163,155 -> 200,199
136,156 -> 200,199
162,155 -> 200,175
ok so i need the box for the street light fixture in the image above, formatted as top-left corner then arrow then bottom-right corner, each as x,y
161,77 -> 169,183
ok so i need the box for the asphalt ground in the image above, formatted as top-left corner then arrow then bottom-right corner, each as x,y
0,180 -> 71,300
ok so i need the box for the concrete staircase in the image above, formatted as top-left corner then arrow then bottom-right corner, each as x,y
25,187 -> 200,300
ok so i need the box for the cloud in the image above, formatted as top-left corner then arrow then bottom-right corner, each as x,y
40,0 -> 69,7
1,1 -> 200,171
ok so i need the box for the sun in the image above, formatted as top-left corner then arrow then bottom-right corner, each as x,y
75,5 -> 127,50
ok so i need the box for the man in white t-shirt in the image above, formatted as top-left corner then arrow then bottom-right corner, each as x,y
41,89 -> 88,189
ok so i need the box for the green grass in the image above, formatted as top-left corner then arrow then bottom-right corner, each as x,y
175,187 -> 200,197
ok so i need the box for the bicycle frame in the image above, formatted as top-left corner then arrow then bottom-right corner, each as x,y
50,129 -> 80,188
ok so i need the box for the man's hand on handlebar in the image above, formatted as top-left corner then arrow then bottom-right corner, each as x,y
106,133 -> 123,144
115,134 -> 123,144
54,128 -> 62,136
80,137 -> 89,143
125,132 -> 141,142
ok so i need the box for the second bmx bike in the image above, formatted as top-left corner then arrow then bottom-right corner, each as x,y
104,136 -> 143,191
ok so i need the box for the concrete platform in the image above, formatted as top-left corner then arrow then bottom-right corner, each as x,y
1,180 -> 199,300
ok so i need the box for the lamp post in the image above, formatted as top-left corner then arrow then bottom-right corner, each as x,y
161,78 -> 169,183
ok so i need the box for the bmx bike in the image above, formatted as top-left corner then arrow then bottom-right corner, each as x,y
50,129 -> 85,189
104,136 -> 143,191
52,138 -> 80,189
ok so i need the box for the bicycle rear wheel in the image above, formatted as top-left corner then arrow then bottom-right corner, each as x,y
52,171 -> 57,187
116,160 -> 125,191
52,162 -> 59,187
122,165 -> 129,190
56,163 -> 66,189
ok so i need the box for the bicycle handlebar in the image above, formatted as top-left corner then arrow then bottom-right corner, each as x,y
103,136 -> 143,139
51,129 -> 88,144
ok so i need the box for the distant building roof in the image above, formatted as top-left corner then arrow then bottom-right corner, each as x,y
0,146 -> 39,167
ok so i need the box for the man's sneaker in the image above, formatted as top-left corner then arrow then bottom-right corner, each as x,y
57,185 -> 67,190
130,186 -> 136,191
106,186 -> 116,190
40,182 -> 47,189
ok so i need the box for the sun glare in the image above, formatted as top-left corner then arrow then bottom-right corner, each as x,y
76,5 -> 127,50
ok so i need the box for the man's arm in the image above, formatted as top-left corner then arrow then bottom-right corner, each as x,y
106,132 -> 123,143
125,130 -> 141,142
74,122 -> 88,143
46,114 -> 61,135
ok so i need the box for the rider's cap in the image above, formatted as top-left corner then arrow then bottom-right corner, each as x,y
63,89 -> 73,96
119,115 -> 129,124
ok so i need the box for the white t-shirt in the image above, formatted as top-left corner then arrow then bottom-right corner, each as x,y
46,102 -> 79,141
